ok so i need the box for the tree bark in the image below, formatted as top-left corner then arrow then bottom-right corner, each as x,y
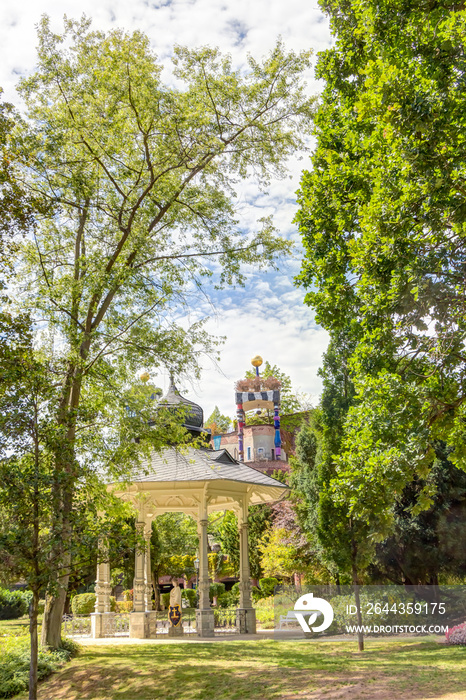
353,575 -> 364,652
40,551 -> 70,649
29,588 -> 39,700
41,365 -> 83,648
351,536 -> 364,652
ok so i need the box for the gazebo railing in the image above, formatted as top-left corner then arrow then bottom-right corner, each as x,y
214,608 -> 238,635
151,609 -> 197,635
62,614 -> 91,638
63,608 -> 240,638
104,613 -> 130,637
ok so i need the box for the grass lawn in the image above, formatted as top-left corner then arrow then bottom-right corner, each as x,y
11,637 -> 466,700
0,616 -> 31,639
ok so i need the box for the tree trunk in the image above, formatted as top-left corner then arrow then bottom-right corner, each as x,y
152,574 -> 160,611
42,367 -> 82,648
41,548 -> 71,648
29,588 -> 39,700
350,535 -> 364,652
353,579 -> 364,652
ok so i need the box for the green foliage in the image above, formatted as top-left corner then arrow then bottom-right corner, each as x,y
258,529 -> 304,580
0,95 -> 47,278
205,407 -> 231,434
296,0 -> 466,527
372,442 -> 466,586
71,593 -> 96,616
216,506 -> 272,580
253,595 -> 275,628
209,582 -> 226,601
251,586 -> 263,603
216,592 -> 236,608
181,589 -> 197,607
161,593 -> 170,609
0,636 -> 79,698
291,336 -> 373,582
258,578 -> 279,598
6,14 -> 314,648
150,514 -> 198,584
0,589 -> 31,620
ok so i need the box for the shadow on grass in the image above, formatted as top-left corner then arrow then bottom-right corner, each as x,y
18,638 -> 466,700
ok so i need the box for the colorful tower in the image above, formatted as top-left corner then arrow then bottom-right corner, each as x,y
235,356 -> 281,462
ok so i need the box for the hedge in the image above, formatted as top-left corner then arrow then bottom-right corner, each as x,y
71,593 -> 96,616
0,589 -> 32,620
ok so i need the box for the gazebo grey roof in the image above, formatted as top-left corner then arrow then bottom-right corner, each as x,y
111,446 -> 289,519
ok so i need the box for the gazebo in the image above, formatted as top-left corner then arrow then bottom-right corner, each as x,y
91,379 -> 288,639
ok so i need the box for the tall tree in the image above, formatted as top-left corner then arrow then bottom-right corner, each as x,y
0,312 -> 52,699
295,0 -> 466,525
0,308 -> 155,697
9,17 -> 315,646
215,505 -> 273,580
205,406 -> 231,434
291,333 -> 371,650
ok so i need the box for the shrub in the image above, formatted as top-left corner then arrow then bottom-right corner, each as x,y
252,586 -> 263,603
116,600 -> 133,613
181,589 -> 197,607
259,578 -> 279,598
254,595 -> 275,628
0,589 -> 32,620
161,593 -> 170,609
217,592 -> 236,608
209,582 -> 226,601
446,622 -> 466,645
0,636 -> 79,698
71,593 -> 96,616
123,589 -> 133,601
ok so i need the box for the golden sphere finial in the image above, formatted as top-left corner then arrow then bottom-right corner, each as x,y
251,355 -> 263,368
140,371 -> 150,383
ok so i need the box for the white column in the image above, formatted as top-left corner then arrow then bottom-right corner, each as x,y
236,497 -> 256,634
195,493 -> 215,637
144,523 -> 152,612
94,540 -> 111,613
238,518 -> 252,609
133,521 -> 146,613
198,518 -> 210,610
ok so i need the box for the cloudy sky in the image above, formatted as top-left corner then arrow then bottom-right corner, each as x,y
0,0 -> 333,420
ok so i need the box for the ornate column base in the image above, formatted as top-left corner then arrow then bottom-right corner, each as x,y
129,611 -> 159,638
236,608 -> 256,635
129,612 -> 147,638
91,612 -> 115,638
196,609 -> 215,637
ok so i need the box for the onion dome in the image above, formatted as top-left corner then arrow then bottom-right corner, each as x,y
157,376 -> 204,433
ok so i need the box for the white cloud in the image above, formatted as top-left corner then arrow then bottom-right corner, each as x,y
175,301 -> 329,420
